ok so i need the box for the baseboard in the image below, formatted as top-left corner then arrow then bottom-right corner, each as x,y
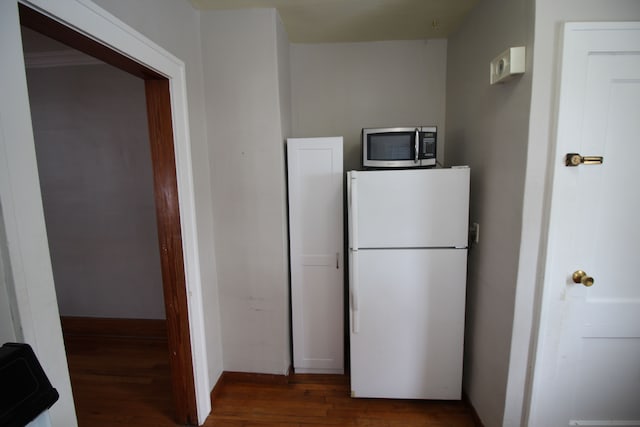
60,316 -> 167,339
220,371 -> 291,385
209,371 -> 227,408
209,369 -> 352,407
462,390 -> 485,427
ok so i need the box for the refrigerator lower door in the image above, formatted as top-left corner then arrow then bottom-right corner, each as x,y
350,248 -> 467,400
349,248 -> 359,333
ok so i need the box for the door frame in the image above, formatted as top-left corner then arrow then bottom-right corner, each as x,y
0,0 -> 210,424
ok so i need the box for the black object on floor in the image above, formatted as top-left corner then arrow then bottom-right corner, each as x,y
0,342 -> 59,427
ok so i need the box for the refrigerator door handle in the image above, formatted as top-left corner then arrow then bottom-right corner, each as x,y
349,172 -> 358,250
414,128 -> 420,163
350,249 -> 359,334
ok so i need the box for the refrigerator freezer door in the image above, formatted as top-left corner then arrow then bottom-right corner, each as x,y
349,248 -> 467,399
353,168 -> 470,249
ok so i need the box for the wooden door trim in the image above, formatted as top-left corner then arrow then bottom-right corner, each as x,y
19,4 -> 162,80
145,78 -> 197,424
19,5 -> 198,425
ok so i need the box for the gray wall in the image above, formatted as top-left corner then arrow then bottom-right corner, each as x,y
88,0 -> 225,390
201,9 -> 292,375
446,0 -> 640,426
198,13 -> 447,375
277,13 -> 293,145
288,39 -> 448,390
290,39 -> 448,171
444,0 -> 534,425
27,63 -> 165,320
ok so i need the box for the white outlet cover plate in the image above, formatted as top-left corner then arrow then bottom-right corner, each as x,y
490,46 -> 525,85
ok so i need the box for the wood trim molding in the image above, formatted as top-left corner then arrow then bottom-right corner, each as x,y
18,4 -> 162,79
462,391 -> 485,427
145,78 -> 198,425
209,372 -> 227,407
220,371 -> 291,385
24,50 -> 104,68
60,316 -> 167,339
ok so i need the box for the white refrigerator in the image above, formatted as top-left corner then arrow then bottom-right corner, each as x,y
348,167 -> 470,400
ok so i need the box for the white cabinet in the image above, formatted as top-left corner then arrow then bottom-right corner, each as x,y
287,137 -> 344,374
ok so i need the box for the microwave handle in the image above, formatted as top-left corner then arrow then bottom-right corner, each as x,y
414,128 -> 419,163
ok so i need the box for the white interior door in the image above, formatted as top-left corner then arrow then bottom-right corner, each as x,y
287,137 -> 344,374
529,23 -> 640,427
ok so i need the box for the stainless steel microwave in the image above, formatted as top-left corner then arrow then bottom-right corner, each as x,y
362,126 -> 437,168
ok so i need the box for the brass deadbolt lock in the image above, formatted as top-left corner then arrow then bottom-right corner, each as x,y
565,153 -> 604,167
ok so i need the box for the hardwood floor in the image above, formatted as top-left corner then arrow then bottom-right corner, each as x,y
65,335 -> 479,426
64,334 -> 177,427
207,374 -> 478,427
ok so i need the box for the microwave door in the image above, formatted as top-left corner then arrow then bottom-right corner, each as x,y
363,129 -> 418,168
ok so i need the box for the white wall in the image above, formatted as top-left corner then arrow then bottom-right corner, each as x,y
276,12 -> 293,371
444,0 -> 534,426
0,211 -> 18,343
90,0 -> 224,394
290,39 -> 448,171
26,63 -> 165,320
200,9 -> 292,375
1,0 -> 224,424
0,2 -> 77,423
277,14 -> 292,143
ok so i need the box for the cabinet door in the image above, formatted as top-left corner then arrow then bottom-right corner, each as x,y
287,137 -> 343,374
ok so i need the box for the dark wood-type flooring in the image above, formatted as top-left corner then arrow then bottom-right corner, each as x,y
64,335 -> 479,426
209,374 -> 479,427
64,334 -> 176,426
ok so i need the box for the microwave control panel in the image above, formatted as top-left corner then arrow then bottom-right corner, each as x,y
421,131 -> 437,159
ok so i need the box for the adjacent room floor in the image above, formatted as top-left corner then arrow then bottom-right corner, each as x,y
64,333 -> 176,427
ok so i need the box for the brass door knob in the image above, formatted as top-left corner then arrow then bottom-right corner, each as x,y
572,270 -> 594,287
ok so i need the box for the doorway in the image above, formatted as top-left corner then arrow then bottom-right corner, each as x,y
18,5 -> 198,425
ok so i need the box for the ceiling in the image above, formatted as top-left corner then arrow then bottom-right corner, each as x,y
189,0 -> 478,43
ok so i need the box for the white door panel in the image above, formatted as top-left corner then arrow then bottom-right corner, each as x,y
287,137 -> 344,374
530,23 -> 640,427
350,248 -> 467,399
298,256 -> 343,370
353,169 -> 470,249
